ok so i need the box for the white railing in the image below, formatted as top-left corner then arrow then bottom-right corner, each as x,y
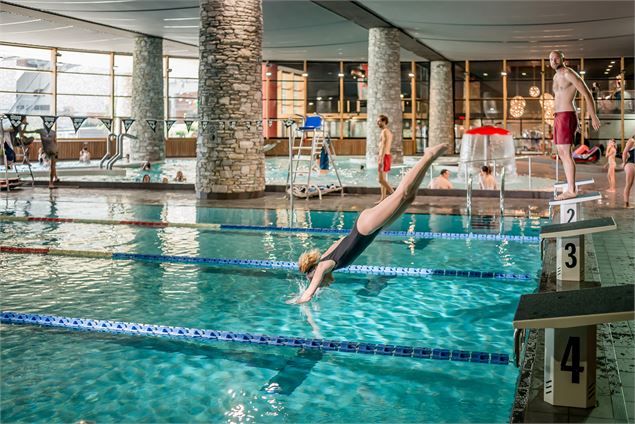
459,155 -> 536,190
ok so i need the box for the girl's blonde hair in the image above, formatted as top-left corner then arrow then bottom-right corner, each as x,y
298,249 -> 321,273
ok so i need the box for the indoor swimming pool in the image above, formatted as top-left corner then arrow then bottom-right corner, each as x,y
0,201 -> 544,423
16,156 -> 555,190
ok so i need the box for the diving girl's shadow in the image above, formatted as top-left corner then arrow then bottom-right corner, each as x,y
356,276 -> 392,297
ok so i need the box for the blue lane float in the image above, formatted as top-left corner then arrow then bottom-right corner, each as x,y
110,253 -> 533,281
220,224 -> 540,243
0,311 -> 510,366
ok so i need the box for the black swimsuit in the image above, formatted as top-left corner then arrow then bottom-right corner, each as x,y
320,220 -> 382,270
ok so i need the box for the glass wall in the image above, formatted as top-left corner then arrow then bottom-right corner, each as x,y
167,57 -> 198,138
2,42 -> 632,150
0,45 -> 52,117
454,57 -> 635,153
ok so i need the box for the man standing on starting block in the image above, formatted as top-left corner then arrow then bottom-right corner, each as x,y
549,50 -> 601,200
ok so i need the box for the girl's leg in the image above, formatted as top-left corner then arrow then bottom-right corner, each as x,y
357,144 -> 447,234
624,164 -> 635,207
607,164 -> 616,191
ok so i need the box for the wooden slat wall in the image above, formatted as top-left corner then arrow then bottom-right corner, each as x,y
166,138 -> 196,157
19,137 -> 415,160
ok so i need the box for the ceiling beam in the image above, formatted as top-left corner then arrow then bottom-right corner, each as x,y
311,0 -> 446,61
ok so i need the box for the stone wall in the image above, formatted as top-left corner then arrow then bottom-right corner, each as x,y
428,61 -> 454,150
197,0 -> 264,199
131,36 -> 165,162
366,27 -> 403,166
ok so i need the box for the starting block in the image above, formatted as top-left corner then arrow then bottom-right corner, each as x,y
553,179 -> 595,194
513,285 -> 634,408
548,192 -> 602,281
549,191 -> 602,224
540,216 -> 616,282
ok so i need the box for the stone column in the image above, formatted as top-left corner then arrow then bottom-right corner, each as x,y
367,27 -> 402,167
197,0 -> 264,199
131,35 -> 164,162
429,61 -> 454,151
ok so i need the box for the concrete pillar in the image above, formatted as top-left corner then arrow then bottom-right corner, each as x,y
429,61 -> 454,151
131,35 -> 164,162
366,27 -> 402,167
197,0 -> 264,199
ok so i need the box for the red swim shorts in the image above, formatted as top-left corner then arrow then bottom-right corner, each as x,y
383,154 -> 392,172
553,111 -> 578,145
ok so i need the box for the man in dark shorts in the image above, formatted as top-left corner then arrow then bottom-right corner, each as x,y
549,50 -> 601,200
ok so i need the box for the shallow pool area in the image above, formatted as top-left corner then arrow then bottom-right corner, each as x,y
10,156 -> 555,190
0,200 -> 543,423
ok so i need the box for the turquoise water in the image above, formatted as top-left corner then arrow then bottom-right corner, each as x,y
22,157 -> 555,190
0,203 -> 543,423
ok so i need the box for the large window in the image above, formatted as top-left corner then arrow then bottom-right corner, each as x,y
306,62 -> 339,114
56,50 -> 112,138
167,57 -> 198,138
0,45 -> 52,115
114,54 -> 132,118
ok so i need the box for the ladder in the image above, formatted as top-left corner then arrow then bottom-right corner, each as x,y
0,122 -> 33,189
288,114 -> 343,199
12,140 -> 35,186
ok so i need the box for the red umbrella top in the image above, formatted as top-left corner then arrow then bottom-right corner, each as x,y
465,126 -> 511,136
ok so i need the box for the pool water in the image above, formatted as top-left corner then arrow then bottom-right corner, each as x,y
0,202 -> 543,423
20,157 -> 555,190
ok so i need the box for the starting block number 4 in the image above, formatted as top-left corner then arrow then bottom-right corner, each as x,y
545,326 -> 596,408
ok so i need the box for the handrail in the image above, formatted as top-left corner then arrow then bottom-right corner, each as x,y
284,118 -> 297,227
460,155 -> 535,189
459,155 -> 533,165
466,174 -> 473,216
99,133 -> 116,169
106,133 -> 136,170
499,167 -> 506,216
1,123 -> 9,192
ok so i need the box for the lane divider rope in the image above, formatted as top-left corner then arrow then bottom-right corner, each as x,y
0,215 -> 540,243
0,245 -> 533,280
0,311 -> 510,366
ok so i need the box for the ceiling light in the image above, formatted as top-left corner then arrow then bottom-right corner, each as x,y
529,86 -> 540,97
501,71 -> 507,76
483,73 -> 488,77
610,61 -> 616,64
10,25 -> 73,34
408,72 -> 415,78
521,72 -> 527,76
604,72 -> 609,75
338,73 -> 344,77
579,70 -> 586,75
301,73 -> 308,77
265,71 -> 272,77
308,102 -> 314,105
316,97 -> 322,101
0,19 -> 41,26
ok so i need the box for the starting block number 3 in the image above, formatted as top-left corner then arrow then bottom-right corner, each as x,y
557,204 -> 584,281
